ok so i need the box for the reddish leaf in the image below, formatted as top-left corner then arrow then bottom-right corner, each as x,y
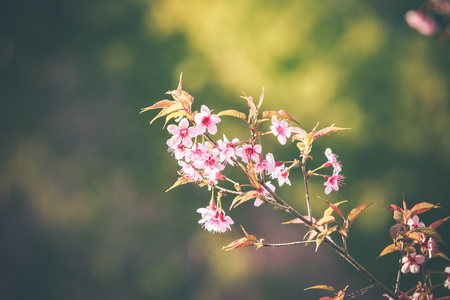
316,125 -> 351,138
322,199 -> 345,220
230,191 -> 258,209
323,201 -> 347,218
384,204 -> 403,212
430,216 -> 450,229
140,99 -> 176,113
389,224 -> 402,241
222,226 -> 261,251
347,201 -> 377,227
410,202 -> 441,215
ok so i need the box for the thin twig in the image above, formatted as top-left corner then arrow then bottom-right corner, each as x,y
263,240 -> 316,248
301,163 -> 312,220
344,284 -> 376,298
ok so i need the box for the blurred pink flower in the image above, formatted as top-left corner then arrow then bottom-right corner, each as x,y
405,10 -> 437,36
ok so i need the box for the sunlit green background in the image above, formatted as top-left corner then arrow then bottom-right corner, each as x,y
1,0 -> 449,299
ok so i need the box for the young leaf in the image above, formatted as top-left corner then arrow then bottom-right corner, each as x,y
165,175 -> 195,192
347,201 -> 377,228
304,285 -> 335,293
246,161 -> 261,190
150,102 -> 185,124
323,200 -> 347,218
410,202 -> 441,215
316,225 -> 338,251
316,125 -> 351,138
413,227 -> 446,245
230,191 -> 258,209
377,242 -> 403,258
261,110 -> 301,125
163,111 -> 190,128
217,109 -> 247,121
430,216 -> 450,229
140,99 -> 176,113
322,199 -> 345,220
383,204 -> 403,212
310,215 -> 335,230
389,224 -> 402,241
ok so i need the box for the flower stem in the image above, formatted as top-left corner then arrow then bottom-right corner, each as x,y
301,163 -> 312,220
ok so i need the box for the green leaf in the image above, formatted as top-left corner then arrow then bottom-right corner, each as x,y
413,227 -> 446,245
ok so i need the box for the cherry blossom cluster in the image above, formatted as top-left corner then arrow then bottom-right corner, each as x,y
143,76 -> 347,234
142,75 -> 448,300
381,201 -> 450,299
405,0 -> 450,37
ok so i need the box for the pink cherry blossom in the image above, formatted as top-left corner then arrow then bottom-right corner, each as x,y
194,148 -> 225,176
401,252 -> 425,274
194,105 -> 221,135
444,266 -> 450,290
217,134 -> 239,165
408,215 -> 425,230
167,118 -> 197,148
197,201 -> 234,233
185,142 -> 210,163
255,153 -> 276,174
405,10 -> 437,36
323,148 -> 342,173
235,144 -> 262,163
270,116 -> 291,145
271,165 -> 291,186
323,173 -> 345,195
178,161 -> 202,181
254,181 -> 276,207
168,143 -> 187,161
427,238 -> 437,259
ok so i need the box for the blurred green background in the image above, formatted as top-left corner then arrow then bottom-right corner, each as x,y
1,0 -> 449,299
